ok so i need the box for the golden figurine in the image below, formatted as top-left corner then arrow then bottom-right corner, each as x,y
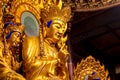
0,2 -> 25,79
0,1 -> 25,80
0,23 -> 25,80
22,5 -> 71,80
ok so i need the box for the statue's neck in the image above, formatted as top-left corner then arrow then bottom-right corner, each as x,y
44,39 -> 56,47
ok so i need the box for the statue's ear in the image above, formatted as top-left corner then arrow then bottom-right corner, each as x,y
47,20 -> 52,28
64,24 -> 67,33
43,26 -> 46,37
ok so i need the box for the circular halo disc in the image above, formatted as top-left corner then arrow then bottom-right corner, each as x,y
21,12 -> 39,36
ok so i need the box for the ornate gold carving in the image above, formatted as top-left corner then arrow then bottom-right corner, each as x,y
63,0 -> 120,11
43,0 -> 63,9
0,1 -> 26,80
74,55 -> 110,80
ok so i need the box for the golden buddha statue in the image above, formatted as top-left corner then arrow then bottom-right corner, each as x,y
22,5 -> 71,80
0,22 -> 25,80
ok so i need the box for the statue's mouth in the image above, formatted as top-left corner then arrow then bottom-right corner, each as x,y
56,33 -> 62,39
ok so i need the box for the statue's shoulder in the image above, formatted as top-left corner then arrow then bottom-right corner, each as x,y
23,36 -> 39,43
23,36 -> 39,47
22,36 -> 40,60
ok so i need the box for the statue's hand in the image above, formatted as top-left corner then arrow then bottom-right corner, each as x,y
58,44 -> 69,63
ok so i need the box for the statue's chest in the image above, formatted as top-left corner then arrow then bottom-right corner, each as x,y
44,43 -> 58,59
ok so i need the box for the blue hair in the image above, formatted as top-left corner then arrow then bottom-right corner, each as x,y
4,22 -> 15,28
92,72 -> 100,80
4,22 -> 19,39
6,31 -> 21,39
6,31 -> 13,39
47,20 -> 52,28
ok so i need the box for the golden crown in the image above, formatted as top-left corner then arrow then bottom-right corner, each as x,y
41,5 -> 71,25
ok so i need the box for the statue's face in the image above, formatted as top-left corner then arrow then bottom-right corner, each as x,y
46,20 -> 67,43
8,31 -> 22,47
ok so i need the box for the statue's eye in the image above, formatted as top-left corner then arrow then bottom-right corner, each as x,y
14,32 -> 21,37
17,33 -> 20,37
55,24 -> 60,29
56,25 -> 60,28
